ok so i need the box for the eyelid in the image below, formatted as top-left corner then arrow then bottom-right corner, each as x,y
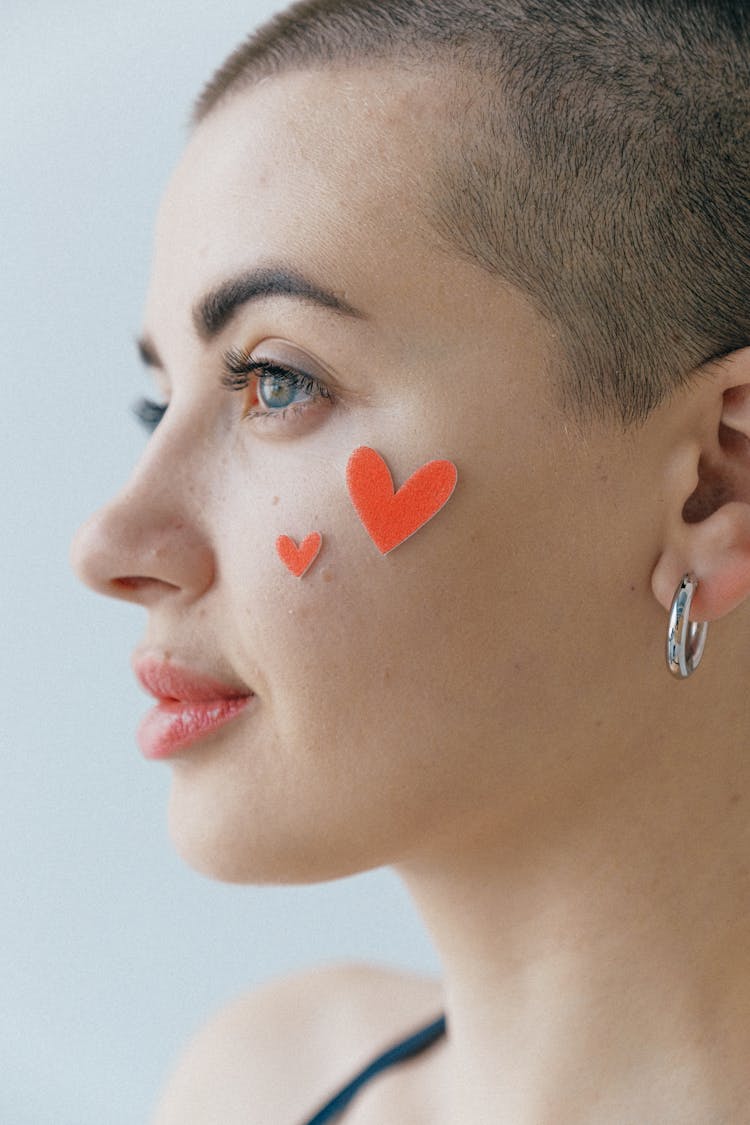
221,337 -> 335,384
218,352 -> 324,401
217,338 -> 336,434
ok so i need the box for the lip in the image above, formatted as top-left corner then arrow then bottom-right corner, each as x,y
133,655 -> 255,760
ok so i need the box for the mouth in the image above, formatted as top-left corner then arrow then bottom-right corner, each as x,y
133,655 -> 255,760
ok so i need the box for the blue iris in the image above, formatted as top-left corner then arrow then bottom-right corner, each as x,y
257,374 -> 305,410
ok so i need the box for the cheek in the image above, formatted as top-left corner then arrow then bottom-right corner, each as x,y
233,483 -> 485,739
218,435 -> 555,761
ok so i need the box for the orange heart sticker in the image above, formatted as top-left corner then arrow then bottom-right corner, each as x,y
276,532 -> 322,578
346,446 -> 458,554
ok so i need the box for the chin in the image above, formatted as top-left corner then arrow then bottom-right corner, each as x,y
165,778 -> 384,887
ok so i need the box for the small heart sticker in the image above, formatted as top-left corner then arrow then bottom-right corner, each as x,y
276,532 -> 322,578
346,446 -> 458,554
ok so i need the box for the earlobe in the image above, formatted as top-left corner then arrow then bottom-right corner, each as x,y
651,506 -> 750,622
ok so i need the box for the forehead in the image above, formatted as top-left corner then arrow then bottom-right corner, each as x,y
142,64 -> 553,387
146,67 -> 445,328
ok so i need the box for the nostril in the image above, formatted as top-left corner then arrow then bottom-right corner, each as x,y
113,576 -> 152,591
109,575 -> 182,600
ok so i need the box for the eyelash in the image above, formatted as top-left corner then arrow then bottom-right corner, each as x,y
219,346 -> 333,425
132,397 -> 167,434
131,349 -> 333,434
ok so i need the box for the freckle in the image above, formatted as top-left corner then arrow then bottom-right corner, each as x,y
323,570 -> 334,583
272,496 -> 279,506
729,792 -> 742,806
630,585 -> 636,592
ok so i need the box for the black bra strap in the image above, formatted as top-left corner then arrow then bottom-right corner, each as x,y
299,1012 -> 447,1125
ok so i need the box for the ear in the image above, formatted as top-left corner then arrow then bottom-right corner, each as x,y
651,347 -> 750,622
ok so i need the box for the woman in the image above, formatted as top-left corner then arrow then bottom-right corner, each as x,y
70,1 -> 750,1121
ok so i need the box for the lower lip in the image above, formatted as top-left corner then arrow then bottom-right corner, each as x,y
136,696 -> 254,760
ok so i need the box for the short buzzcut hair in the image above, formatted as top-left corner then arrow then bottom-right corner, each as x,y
190,0 -> 750,430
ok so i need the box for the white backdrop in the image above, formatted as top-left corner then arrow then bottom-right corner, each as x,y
1,4 -> 439,1122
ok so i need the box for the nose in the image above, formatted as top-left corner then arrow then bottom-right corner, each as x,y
70,437 -> 216,608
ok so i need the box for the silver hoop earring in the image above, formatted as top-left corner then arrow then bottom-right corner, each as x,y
666,573 -> 708,679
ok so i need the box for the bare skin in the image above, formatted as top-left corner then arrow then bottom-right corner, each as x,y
151,963 -> 448,1124
71,66 -> 750,1123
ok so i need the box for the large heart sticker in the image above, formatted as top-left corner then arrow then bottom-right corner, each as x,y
346,446 -> 458,554
276,532 -> 322,578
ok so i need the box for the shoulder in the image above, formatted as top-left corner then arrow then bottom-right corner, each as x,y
150,960 -> 444,1125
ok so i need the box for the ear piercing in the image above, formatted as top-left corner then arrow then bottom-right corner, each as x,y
666,573 -> 708,678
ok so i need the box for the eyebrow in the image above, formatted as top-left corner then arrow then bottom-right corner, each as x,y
136,264 -> 367,369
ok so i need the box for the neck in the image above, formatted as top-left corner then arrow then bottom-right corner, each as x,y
395,714 -> 750,1123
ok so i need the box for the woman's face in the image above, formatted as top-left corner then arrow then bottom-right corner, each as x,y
71,67 -> 667,883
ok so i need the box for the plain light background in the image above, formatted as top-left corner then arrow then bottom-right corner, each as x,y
2,4 -> 440,1122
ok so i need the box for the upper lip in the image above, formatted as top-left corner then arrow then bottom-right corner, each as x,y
132,654 -> 254,703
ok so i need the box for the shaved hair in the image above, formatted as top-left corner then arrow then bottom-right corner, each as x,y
190,0 -> 750,430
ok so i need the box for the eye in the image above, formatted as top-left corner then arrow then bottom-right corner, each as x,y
132,397 -> 168,434
256,369 -> 313,410
220,346 -> 333,428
